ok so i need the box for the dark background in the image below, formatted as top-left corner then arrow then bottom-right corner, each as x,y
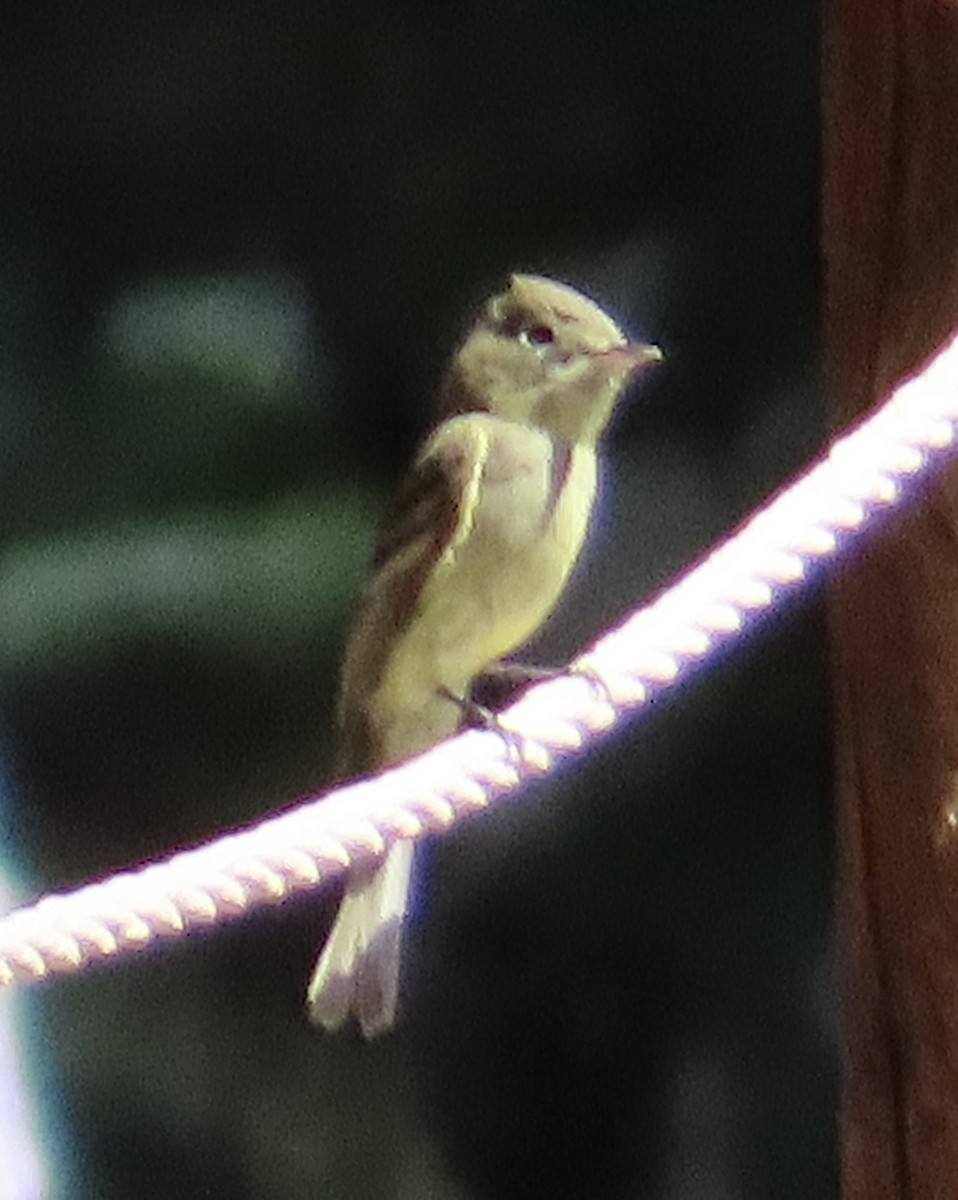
0,2 -> 832,1196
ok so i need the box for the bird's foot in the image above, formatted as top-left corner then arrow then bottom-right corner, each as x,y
438,684 -> 499,731
468,661 -> 561,713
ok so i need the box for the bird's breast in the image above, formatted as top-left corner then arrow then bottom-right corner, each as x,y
384,426 -> 595,699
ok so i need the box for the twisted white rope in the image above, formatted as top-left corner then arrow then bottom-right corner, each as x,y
2,333 -> 957,989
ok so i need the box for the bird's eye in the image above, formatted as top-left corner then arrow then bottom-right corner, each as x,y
519,324 -> 555,347
496,312 -> 556,347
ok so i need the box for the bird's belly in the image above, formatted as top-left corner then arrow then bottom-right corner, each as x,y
427,534 -> 566,665
384,477 -> 591,701
364,436 -> 596,765
372,551 -> 560,747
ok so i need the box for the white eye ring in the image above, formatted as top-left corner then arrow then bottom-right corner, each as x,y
517,325 -> 555,350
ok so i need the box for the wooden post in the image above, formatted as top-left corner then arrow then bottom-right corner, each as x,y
824,0 -> 958,1193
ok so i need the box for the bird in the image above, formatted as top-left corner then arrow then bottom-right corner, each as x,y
306,273 -> 662,1037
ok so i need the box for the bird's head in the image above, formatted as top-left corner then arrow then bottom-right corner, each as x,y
439,274 -> 661,443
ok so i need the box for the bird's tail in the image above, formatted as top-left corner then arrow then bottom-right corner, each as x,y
306,840 -> 413,1038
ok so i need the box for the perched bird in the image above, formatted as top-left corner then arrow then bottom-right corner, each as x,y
306,274 -> 661,1037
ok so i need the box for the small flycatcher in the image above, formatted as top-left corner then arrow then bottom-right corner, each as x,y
307,274 -> 661,1037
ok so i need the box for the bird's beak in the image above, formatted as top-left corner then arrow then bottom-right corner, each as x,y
621,341 -> 663,371
595,340 -> 663,376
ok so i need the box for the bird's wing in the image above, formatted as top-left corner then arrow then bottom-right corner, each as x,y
370,414 -> 491,625
374,417 -> 487,576
334,415 -> 492,771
